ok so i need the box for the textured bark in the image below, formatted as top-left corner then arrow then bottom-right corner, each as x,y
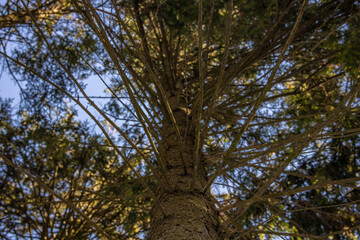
149,95 -> 221,239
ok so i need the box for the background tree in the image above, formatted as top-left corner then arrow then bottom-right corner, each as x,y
1,0 -> 360,239
0,98 -> 153,239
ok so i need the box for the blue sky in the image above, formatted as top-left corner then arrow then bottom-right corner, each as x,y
0,68 -> 115,136
0,71 -> 21,103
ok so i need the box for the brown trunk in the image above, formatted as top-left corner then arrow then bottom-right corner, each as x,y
149,96 -> 221,239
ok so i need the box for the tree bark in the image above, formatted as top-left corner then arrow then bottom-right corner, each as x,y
149,95 -> 221,239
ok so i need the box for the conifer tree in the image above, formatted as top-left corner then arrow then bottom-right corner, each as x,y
1,0 -> 360,239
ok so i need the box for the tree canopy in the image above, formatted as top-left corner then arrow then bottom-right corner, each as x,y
1,0 -> 360,239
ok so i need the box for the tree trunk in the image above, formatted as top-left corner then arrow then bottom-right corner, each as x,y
149,96 -> 221,239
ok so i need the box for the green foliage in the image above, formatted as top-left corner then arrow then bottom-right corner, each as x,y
0,98 -> 152,239
1,0 -> 360,239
